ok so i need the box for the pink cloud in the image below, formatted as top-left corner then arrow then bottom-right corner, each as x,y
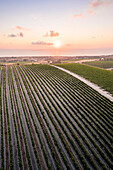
66,44 -> 71,46
16,26 -> 23,30
43,30 -> 59,37
73,14 -> 84,18
91,0 -> 104,7
91,0 -> 112,8
16,26 -> 30,31
87,10 -> 96,15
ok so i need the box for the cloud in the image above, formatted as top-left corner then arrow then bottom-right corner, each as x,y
43,30 -> 59,37
87,10 -> 96,15
16,25 -> 30,31
73,14 -> 84,18
73,10 -> 96,19
16,26 -> 23,30
8,34 -> 17,37
91,0 -> 112,8
66,44 -> 71,46
91,0 -> 104,7
8,32 -> 24,38
32,41 -> 53,46
73,0 -> 112,20
19,32 -> 24,37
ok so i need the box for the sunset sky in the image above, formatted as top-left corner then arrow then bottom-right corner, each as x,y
0,0 -> 113,56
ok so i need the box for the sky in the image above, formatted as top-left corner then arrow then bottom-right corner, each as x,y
0,0 -> 113,56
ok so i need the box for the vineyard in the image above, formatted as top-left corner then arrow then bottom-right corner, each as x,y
56,63 -> 113,95
0,64 -> 113,170
84,61 -> 113,69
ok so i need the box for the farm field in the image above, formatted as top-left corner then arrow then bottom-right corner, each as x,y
84,61 -> 113,69
56,63 -> 113,95
0,64 -> 113,170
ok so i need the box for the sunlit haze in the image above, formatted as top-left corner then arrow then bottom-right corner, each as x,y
0,0 -> 113,56
54,40 -> 62,48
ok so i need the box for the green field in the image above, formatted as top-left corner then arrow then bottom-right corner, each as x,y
56,63 -> 113,95
0,64 -> 113,169
84,61 -> 113,69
